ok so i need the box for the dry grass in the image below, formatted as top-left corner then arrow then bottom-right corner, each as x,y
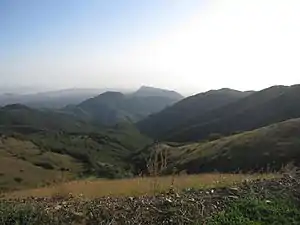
4,173 -> 276,199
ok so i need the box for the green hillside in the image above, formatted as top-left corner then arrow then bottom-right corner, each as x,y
164,84 -> 300,142
70,90 -> 180,126
0,136 -> 84,191
28,123 -> 152,178
133,118 -> 300,174
137,88 -> 253,139
0,104 -> 152,190
0,124 -> 151,191
2,84 -> 300,191
0,104 -> 97,134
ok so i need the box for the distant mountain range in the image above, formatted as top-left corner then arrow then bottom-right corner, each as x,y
0,85 -> 184,131
3,83 -> 300,190
138,84 -> 300,142
65,86 -> 184,126
0,88 -> 131,109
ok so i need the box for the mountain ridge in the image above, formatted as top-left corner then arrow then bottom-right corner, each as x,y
137,88 -> 253,139
133,86 -> 184,100
68,86 -> 183,126
132,117 -> 300,175
166,84 -> 300,142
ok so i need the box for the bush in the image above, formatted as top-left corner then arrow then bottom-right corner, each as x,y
33,162 -> 54,170
208,133 -> 223,141
207,196 -> 300,225
14,177 -> 23,183
0,202 -> 55,225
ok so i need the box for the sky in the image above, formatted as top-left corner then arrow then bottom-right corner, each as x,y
1,0 -> 300,95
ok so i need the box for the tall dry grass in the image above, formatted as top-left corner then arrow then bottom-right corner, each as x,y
4,173 -> 276,199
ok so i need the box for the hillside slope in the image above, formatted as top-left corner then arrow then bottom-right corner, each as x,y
0,104 -> 152,190
135,118 -> 300,174
0,104 -> 97,134
0,136 -> 84,191
137,88 -> 252,138
166,84 -> 300,142
0,123 -> 152,190
71,89 -> 180,126
29,123 -> 152,178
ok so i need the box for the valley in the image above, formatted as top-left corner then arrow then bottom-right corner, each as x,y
1,85 -> 300,191
3,1 -> 300,223
1,84 -> 300,224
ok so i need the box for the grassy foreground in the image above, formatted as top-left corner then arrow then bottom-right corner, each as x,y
4,173 -> 274,199
207,195 -> 300,225
0,173 -> 298,225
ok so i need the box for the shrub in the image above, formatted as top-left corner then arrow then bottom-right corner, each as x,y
208,133 -> 223,141
0,202 -> 56,225
33,162 -> 54,170
14,177 -> 23,183
206,196 -> 300,225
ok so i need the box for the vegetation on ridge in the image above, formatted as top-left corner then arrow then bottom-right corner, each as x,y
133,118 -> 300,175
167,84 -> 300,142
0,123 -> 151,191
66,86 -> 182,126
137,88 -> 252,139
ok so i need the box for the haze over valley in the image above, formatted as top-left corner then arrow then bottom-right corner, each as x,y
1,1 -> 300,224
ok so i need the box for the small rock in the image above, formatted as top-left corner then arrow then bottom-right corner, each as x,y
228,195 -> 239,199
165,198 -> 173,203
189,198 -> 196,202
229,187 -> 239,192
72,211 -> 84,217
55,205 -> 62,210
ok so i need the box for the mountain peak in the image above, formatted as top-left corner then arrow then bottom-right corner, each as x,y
2,104 -> 31,110
138,85 -> 176,93
79,91 -> 124,106
98,91 -> 124,98
134,86 -> 183,100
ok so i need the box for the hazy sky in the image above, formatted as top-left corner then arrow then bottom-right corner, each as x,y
1,0 -> 300,94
